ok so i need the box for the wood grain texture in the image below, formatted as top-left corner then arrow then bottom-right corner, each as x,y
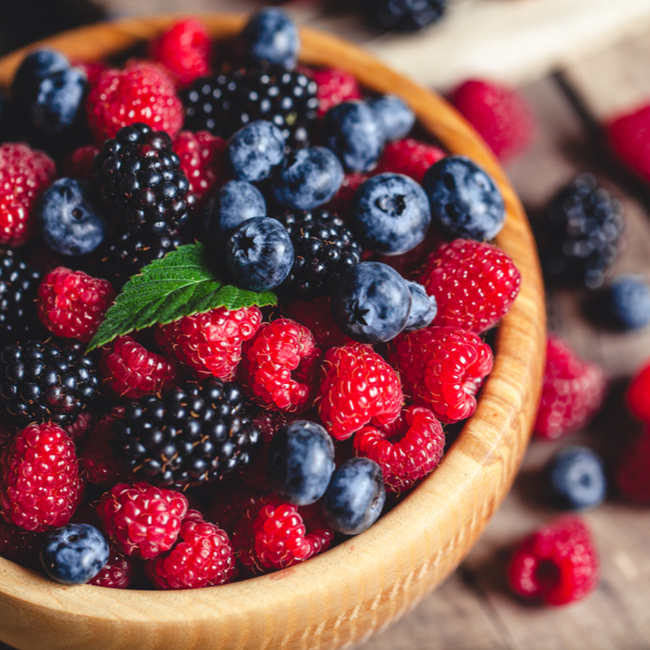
0,15 -> 545,650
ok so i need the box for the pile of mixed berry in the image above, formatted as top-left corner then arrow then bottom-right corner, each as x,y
0,9 -> 521,590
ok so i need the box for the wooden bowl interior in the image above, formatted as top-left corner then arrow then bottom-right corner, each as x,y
0,15 -> 546,650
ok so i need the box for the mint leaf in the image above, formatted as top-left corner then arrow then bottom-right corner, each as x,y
87,243 -> 276,351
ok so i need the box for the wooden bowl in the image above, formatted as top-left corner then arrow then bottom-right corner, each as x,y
0,14 -> 546,650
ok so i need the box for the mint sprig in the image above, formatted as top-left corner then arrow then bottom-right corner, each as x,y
87,243 -> 276,351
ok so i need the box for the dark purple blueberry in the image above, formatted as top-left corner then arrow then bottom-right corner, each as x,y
549,446 -> 606,511
241,7 -> 300,70
367,94 -> 415,141
226,120 -> 285,183
404,280 -> 437,331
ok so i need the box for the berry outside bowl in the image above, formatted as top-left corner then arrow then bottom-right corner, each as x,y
0,14 -> 546,650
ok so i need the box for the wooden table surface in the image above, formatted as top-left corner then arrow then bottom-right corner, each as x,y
5,3 -> 650,649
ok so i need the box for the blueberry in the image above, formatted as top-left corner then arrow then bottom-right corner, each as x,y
350,173 -> 431,255
331,261 -> 411,343
422,156 -> 505,241
267,420 -> 335,505
405,280 -> 437,331
208,180 -> 267,236
40,523 -> 109,585
367,95 -> 415,141
37,178 -> 108,256
226,120 -> 285,183
321,458 -> 386,535
13,50 -> 70,99
241,7 -> 300,69
549,446 -> 606,511
226,216 -> 294,291
272,147 -> 344,210
322,101 -> 384,172
605,275 -> 650,330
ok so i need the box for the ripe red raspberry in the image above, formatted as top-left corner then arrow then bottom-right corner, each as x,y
389,326 -> 493,424
156,306 -> 262,381
354,405 -> 445,492
508,516 -> 598,606
62,145 -> 100,180
374,138 -> 446,183
616,431 -> 650,504
0,423 -> 83,532
534,335 -> 606,440
311,68 -> 362,117
451,79 -> 536,162
626,359 -> 650,424
239,318 -> 322,412
285,297 -> 352,350
149,18 -> 212,88
86,60 -> 184,144
0,519 -> 44,570
173,130 -> 225,207
324,171 -> 369,218
420,239 -> 521,333
319,343 -> 403,440
97,482 -> 188,558
232,498 -> 333,572
80,409 -> 131,488
37,267 -> 116,342
207,484 -> 267,536
608,105 -> 650,183
145,513 -> 236,589
0,142 -> 56,247
101,336 -> 178,399
88,544 -> 137,588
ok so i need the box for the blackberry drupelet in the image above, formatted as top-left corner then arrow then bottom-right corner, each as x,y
0,340 -> 99,426
112,377 -> 262,488
182,67 -> 318,148
537,174 -> 624,289
92,123 -> 196,239
365,0 -> 447,32
277,209 -> 362,300
0,248 -> 44,347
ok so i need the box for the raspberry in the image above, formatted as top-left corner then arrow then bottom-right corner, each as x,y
145,513 -> 236,589
508,516 -> 598,606
0,142 -> 56,247
88,544 -> 137,588
0,423 -> 83,532
62,145 -> 100,180
86,60 -> 184,144
149,18 -> 212,88
616,432 -> 650,504
37,267 -> 116,342
389,326 -> 493,424
0,519 -> 44,569
284,296 -> 352,350
101,336 -> 178,399
319,343 -> 403,440
354,405 -> 445,492
374,138 -> 445,183
155,306 -> 262,381
310,68 -> 362,117
451,79 -> 536,162
420,239 -> 521,333
80,409 -> 130,488
207,484 -> 267,536
534,335 -> 607,440
232,498 -> 333,572
608,104 -> 650,183
626,358 -> 650,424
96,482 -> 188,558
173,130 -> 225,207
239,318 -> 323,412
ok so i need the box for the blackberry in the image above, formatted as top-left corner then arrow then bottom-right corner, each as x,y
365,0 -> 447,32
113,378 -> 262,488
0,340 -> 99,426
537,174 -> 624,289
0,248 -> 44,347
182,67 -> 319,148
277,209 -> 362,300
92,123 -> 196,239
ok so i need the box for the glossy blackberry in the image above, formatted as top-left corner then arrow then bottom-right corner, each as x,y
92,123 -> 196,239
182,67 -> 319,148
113,378 -> 262,488
0,248 -> 44,347
276,209 -> 362,300
0,340 -> 99,426
537,174 -> 624,289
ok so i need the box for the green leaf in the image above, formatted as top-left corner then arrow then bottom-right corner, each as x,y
87,243 -> 276,351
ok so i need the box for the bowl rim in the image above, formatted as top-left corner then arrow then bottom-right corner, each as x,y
0,12 -> 545,647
